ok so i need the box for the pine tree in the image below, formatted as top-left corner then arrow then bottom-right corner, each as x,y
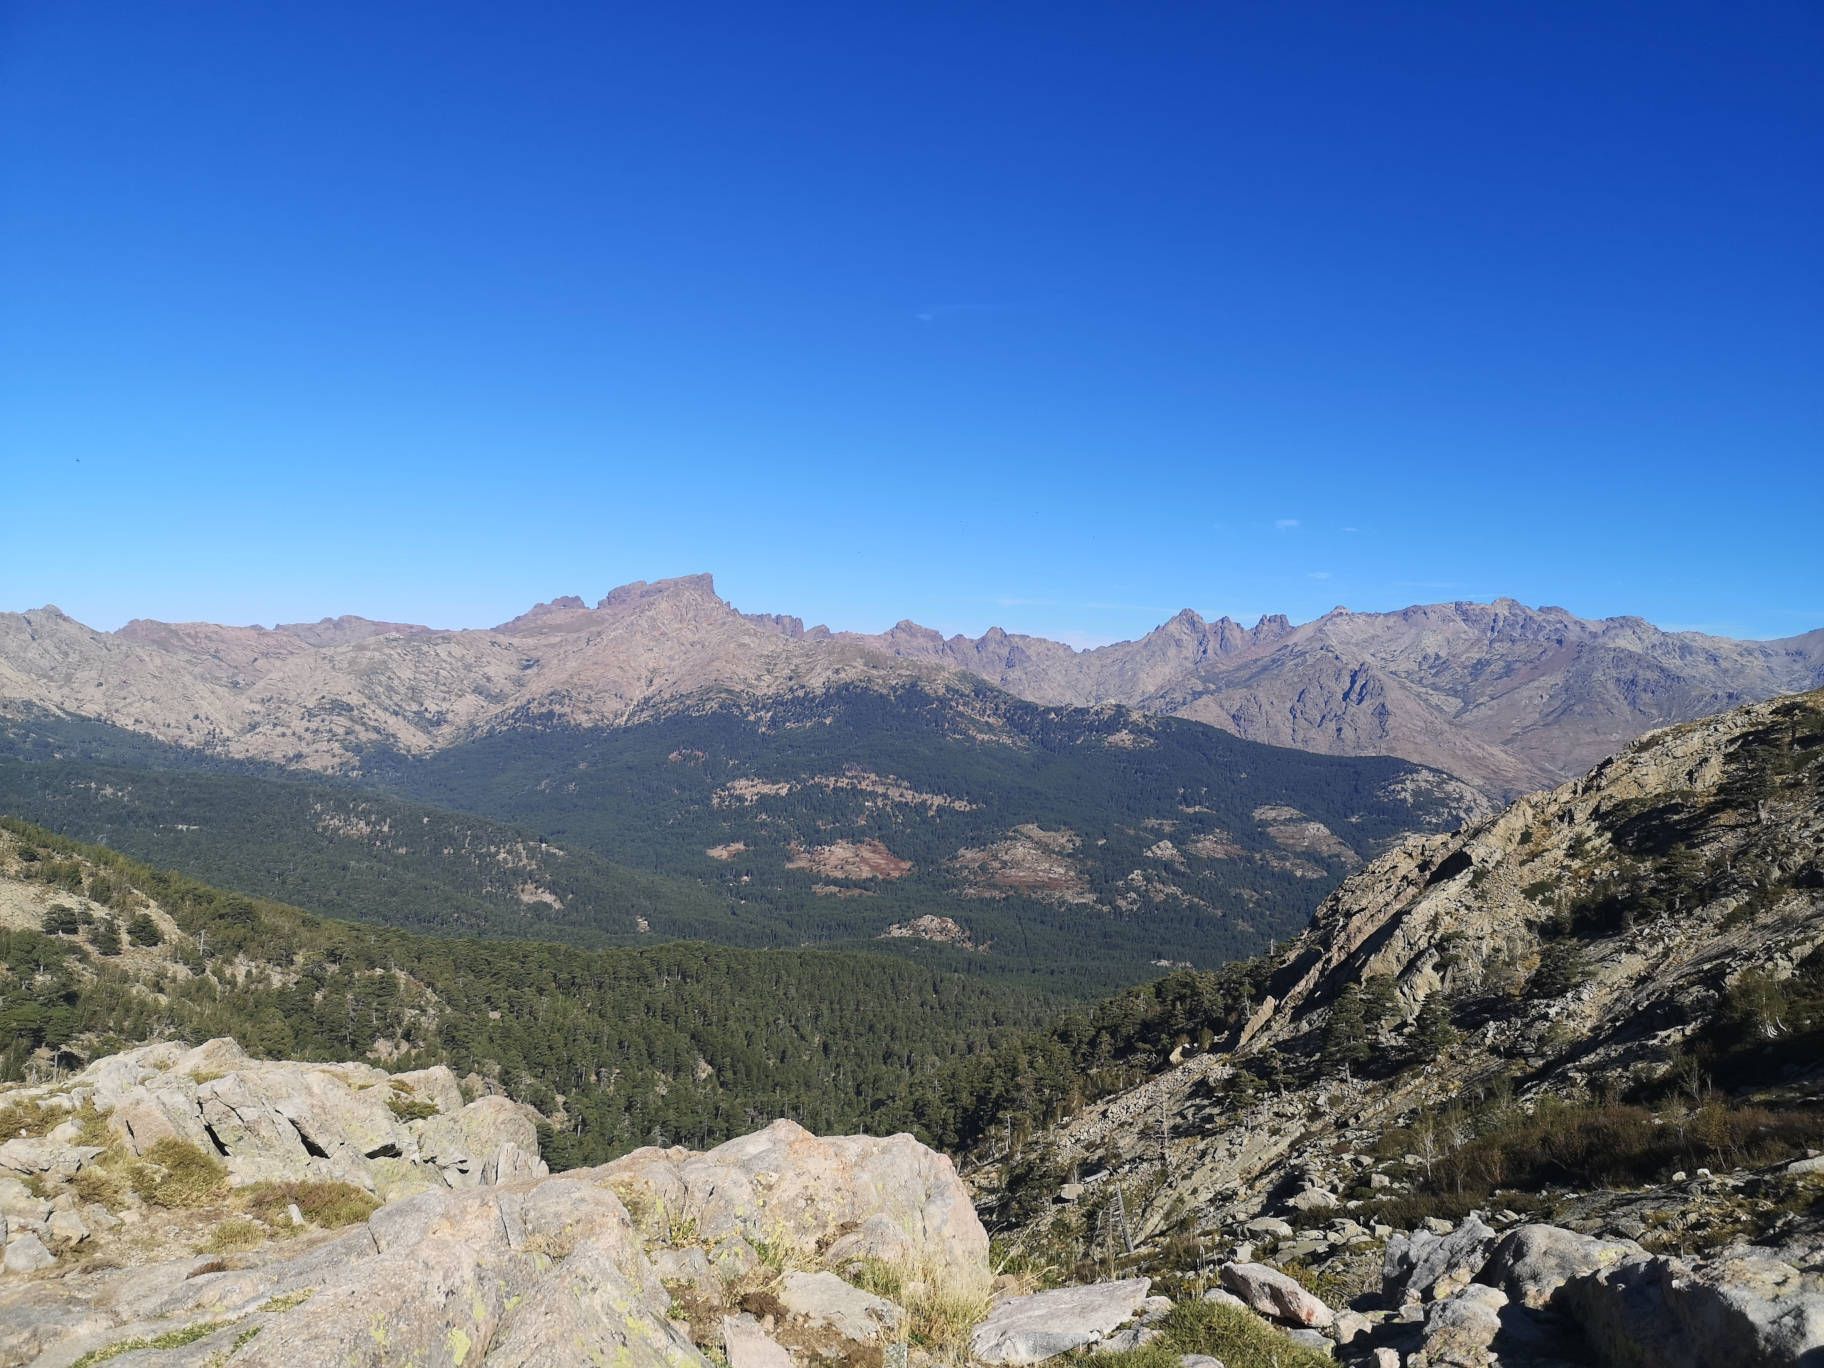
1408,993 -> 1458,1063
1322,983 -> 1372,1070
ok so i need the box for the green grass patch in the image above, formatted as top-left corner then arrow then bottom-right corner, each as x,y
71,1320 -> 233,1367
237,1178 -> 379,1230
127,1139 -> 227,1209
0,1097 -> 54,1142
1087,1300 -> 1332,1368
386,1093 -> 439,1122
198,1217 -> 267,1255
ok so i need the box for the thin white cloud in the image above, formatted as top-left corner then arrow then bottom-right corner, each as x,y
1307,571 -> 1332,581
1341,526 -> 1360,533
1274,518 -> 1301,530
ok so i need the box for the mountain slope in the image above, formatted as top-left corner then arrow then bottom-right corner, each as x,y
4,578 -> 1819,795
0,731 -> 729,947
927,686 -> 1824,1271
848,599 -> 1824,794
1,685 -> 1487,991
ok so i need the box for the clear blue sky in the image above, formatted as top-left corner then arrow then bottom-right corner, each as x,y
2,3 -> 1818,644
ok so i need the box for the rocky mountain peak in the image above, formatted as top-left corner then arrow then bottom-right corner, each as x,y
595,572 -> 722,611
3,583 -> 1820,791
494,595 -> 590,632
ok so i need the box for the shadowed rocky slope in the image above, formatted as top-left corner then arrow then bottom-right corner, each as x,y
967,688 -> 1824,1365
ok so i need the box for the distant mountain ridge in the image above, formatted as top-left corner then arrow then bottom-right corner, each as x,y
3,574 -> 1819,794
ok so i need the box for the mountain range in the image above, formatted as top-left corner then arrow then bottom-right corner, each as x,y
3,574 -> 1821,796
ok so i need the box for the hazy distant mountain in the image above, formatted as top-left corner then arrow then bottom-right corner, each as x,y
2,575 -> 1819,794
840,599 -> 1824,794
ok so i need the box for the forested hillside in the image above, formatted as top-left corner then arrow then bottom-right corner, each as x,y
0,819 -> 1051,1164
3,687 -> 1483,989
374,682 -> 1482,978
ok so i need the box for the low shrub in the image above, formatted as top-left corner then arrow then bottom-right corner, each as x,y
1089,1299 -> 1332,1368
238,1179 -> 379,1230
199,1217 -> 267,1255
127,1139 -> 227,1209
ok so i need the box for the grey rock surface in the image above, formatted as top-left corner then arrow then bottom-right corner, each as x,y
971,1278 -> 1152,1364
1219,1261 -> 1332,1328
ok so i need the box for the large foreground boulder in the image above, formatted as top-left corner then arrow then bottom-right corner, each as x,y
0,1070 -> 994,1368
1560,1248 -> 1824,1368
1219,1260 -> 1333,1327
1479,1223 -> 1640,1310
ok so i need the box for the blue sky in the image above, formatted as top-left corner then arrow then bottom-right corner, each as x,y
2,3 -> 1819,645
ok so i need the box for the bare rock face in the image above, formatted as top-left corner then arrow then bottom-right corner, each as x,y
0,1050 -> 994,1367
600,1118 -> 989,1297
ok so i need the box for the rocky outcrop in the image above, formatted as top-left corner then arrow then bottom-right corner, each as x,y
0,1039 -> 542,1288
28,1038 -> 534,1202
599,1118 -> 989,1297
0,1051 -> 1001,1367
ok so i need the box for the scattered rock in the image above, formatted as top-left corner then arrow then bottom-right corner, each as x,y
1410,1283 -> 1506,1367
1287,1186 -> 1341,1213
1383,1215 -> 1500,1304
1218,1261 -> 1332,1328
43,1209 -> 87,1248
972,1278 -> 1153,1364
2,1233 -> 54,1274
723,1312 -> 794,1368
776,1269 -> 903,1344
1480,1223 -> 1639,1310
1245,1216 -> 1295,1240
1282,1325 -> 1334,1354
1330,1307 -> 1371,1346
1097,1324 -> 1161,1352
